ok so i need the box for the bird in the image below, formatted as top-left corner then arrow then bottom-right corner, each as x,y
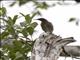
36,18 -> 53,34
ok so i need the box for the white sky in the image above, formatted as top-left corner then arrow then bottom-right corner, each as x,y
1,1 -> 80,60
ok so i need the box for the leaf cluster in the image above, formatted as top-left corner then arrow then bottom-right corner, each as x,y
0,7 -> 38,60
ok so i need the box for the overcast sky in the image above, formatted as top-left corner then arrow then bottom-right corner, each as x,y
1,1 -> 80,60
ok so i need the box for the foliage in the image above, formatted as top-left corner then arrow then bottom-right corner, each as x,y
69,17 -> 80,26
0,7 -> 6,16
0,6 -> 38,60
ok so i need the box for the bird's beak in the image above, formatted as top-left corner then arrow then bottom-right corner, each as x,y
34,19 -> 40,20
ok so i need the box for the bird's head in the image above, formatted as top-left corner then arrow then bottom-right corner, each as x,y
36,18 -> 48,22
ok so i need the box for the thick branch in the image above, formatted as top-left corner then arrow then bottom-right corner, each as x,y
31,33 -> 76,60
60,46 -> 80,57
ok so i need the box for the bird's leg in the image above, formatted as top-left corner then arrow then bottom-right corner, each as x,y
62,46 -> 70,56
62,46 -> 75,60
61,46 -> 70,60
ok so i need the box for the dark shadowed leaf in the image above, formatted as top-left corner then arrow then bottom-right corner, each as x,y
25,14 -> 31,24
37,11 -> 41,16
31,13 -> 37,19
30,22 -> 38,28
0,18 -> 8,25
21,27 -> 28,37
10,2 -> 16,6
32,11 -> 42,16
7,17 -> 13,25
76,21 -> 79,26
20,21 -> 26,27
0,7 -> 6,16
0,31 -> 9,40
27,27 -> 34,35
18,0 -> 31,6
20,13 -> 25,17
69,18 -> 76,22
7,26 -> 17,39
20,13 -> 32,24
7,15 -> 18,25
36,2 -> 49,9
42,2 -> 49,9
13,15 -> 18,24
8,51 -> 16,60
13,40 -> 23,48
14,57 -> 24,60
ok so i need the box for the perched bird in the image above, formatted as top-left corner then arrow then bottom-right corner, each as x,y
36,18 -> 53,34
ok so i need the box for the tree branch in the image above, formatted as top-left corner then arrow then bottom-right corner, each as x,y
60,46 -> 80,57
31,33 -> 76,60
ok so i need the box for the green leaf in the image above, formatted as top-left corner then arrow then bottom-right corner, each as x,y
36,2 -> 49,9
14,57 -> 24,60
7,15 -> 18,25
18,0 -> 30,6
0,31 -> 9,40
8,51 -> 16,60
2,44 -> 12,50
7,27 -> 14,33
31,13 -> 37,19
20,13 -> 25,17
13,40 -> 23,48
7,17 -> 13,26
27,27 -> 34,35
7,26 -> 17,39
0,7 -> 6,16
13,15 -> 18,24
42,2 -> 49,9
20,21 -> 26,27
25,14 -> 31,24
21,42 -> 33,54
0,18 -> 7,22
36,11 -> 41,16
69,18 -> 76,22
10,2 -> 16,6
30,22 -> 38,28
21,27 -> 28,37
20,13 -> 32,24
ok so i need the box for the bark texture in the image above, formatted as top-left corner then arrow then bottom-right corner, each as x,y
31,33 -> 76,60
60,46 -> 80,57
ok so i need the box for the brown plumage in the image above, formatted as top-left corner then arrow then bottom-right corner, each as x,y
36,18 -> 53,33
